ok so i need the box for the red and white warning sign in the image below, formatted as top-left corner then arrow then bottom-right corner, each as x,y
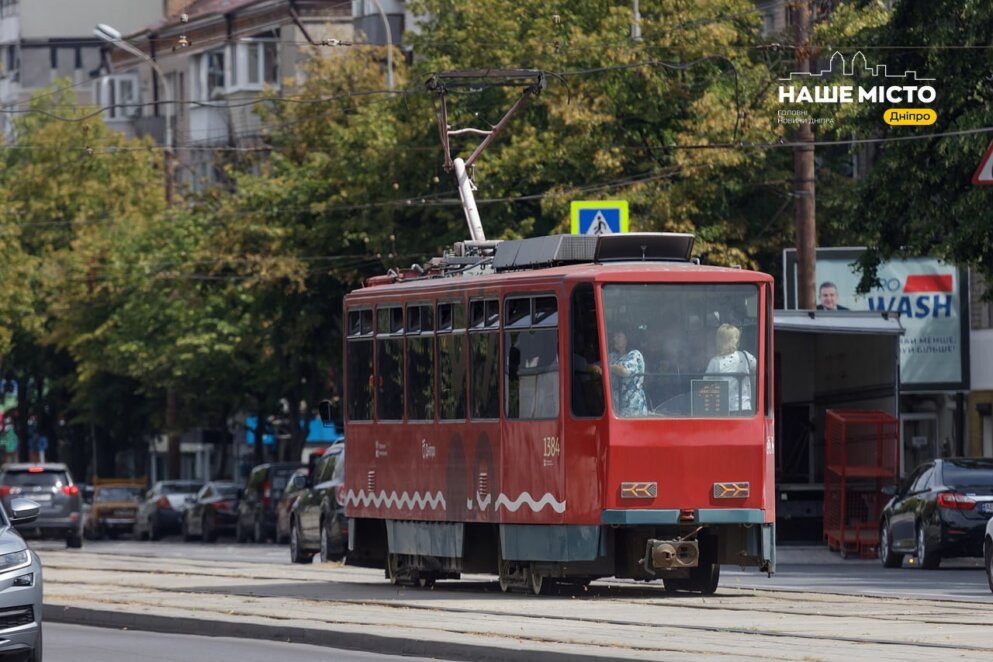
972,140 -> 993,185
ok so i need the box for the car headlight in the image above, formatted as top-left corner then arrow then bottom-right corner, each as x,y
0,550 -> 30,573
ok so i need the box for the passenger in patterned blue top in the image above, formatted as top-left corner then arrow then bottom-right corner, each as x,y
608,329 -> 647,417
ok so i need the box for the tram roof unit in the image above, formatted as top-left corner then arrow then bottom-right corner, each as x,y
351,233 -> 771,299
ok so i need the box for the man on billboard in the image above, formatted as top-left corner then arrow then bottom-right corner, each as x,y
816,281 -> 849,310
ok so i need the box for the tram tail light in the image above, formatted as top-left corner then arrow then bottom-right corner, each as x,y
937,492 -> 976,510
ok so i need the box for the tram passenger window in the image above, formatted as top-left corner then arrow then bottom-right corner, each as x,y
346,308 -> 374,421
438,302 -> 466,420
469,298 -> 499,419
570,284 -> 604,418
376,306 -> 404,420
406,304 -> 435,421
346,338 -> 374,421
505,296 -> 559,420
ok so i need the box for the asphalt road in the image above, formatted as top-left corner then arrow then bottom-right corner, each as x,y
34,537 -> 993,603
46,622 -> 450,662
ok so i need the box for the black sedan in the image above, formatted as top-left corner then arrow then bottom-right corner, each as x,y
290,444 -> 347,564
182,482 -> 242,543
879,458 -> 993,569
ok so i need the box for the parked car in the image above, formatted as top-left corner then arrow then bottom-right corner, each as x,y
0,463 -> 82,548
82,480 -> 144,540
0,496 -> 44,660
985,516 -> 993,593
182,481 -> 242,543
275,467 -> 310,545
290,444 -> 347,564
236,462 -> 304,543
879,457 -> 993,569
133,480 -> 203,540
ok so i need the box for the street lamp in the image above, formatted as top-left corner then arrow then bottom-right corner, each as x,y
93,23 -> 175,199
94,23 -> 180,479
363,0 -> 394,91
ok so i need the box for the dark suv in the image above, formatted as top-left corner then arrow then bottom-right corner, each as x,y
0,462 -> 83,548
290,444 -> 347,563
236,462 -> 304,543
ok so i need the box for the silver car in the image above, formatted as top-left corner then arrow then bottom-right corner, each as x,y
0,497 -> 44,660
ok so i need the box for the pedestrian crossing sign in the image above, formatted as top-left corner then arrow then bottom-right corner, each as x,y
570,200 -> 629,235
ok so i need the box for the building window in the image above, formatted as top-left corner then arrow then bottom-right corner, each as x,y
0,0 -> 18,19
226,33 -> 279,92
204,50 -> 225,99
94,74 -> 139,120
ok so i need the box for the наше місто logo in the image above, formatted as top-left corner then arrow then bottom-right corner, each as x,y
778,51 -> 937,126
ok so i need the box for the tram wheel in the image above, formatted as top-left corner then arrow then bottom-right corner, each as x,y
386,553 -> 401,585
497,549 -> 513,593
526,566 -> 548,596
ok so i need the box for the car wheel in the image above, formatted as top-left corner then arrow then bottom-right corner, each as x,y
320,515 -> 345,563
181,515 -> 194,542
916,524 -> 941,569
253,517 -> 265,544
879,523 -> 903,568
66,531 -> 83,549
149,517 -> 161,541
235,518 -> 248,543
985,538 -> 993,594
203,511 -> 217,543
290,520 -> 312,564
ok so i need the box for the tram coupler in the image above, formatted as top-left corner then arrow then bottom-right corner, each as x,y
640,538 -> 700,575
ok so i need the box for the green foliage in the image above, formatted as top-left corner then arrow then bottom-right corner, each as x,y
814,0 -> 993,289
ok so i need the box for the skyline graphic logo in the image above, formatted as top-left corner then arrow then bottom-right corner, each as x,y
778,50 -> 937,118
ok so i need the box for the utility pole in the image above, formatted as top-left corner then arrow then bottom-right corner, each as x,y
793,1 -> 817,309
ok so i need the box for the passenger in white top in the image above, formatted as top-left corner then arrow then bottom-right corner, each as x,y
705,323 -> 758,412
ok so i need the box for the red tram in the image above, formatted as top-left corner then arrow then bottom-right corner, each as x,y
339,232 -> 775,594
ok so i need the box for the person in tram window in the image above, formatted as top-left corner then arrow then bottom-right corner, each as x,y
705,323 -> 758,413
608,328 -> 647,417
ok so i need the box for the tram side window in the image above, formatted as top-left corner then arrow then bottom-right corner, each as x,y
376,306 -> 404,420
570,284 -> 604,417
505,296 -> 559,420
346,309 -> 374,421
469,298 -> 500,419
406,303 -> 435,421
438,302 -> 467,420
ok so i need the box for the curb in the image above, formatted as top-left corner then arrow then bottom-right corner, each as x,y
43,604 -> 626,662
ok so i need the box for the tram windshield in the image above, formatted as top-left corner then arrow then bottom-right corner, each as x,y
601,283 -> 760,418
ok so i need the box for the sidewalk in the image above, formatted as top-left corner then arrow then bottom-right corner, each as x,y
775,544 -> 875,565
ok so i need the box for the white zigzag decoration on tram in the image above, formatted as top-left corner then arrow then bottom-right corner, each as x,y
343,489 -> 447,511
466,491 -> 565,513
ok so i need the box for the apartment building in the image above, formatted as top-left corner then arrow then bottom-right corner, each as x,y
0,0 -> 160,136
101,0 -> 353,190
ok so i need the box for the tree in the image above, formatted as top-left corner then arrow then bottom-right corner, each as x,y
814,0 -> 993,289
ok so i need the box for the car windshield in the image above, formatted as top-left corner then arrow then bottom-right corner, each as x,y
216,485 -> 240,498
95,487 -> 142,501
2,470 -> 67,488
160,482 -> 201,495
601,283 -> 760,418
271,467 -> 299,491
942,460 -> 993,488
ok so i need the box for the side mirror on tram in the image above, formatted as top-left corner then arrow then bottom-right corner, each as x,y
880,484 -> 897,497
318,399 -> 339,427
